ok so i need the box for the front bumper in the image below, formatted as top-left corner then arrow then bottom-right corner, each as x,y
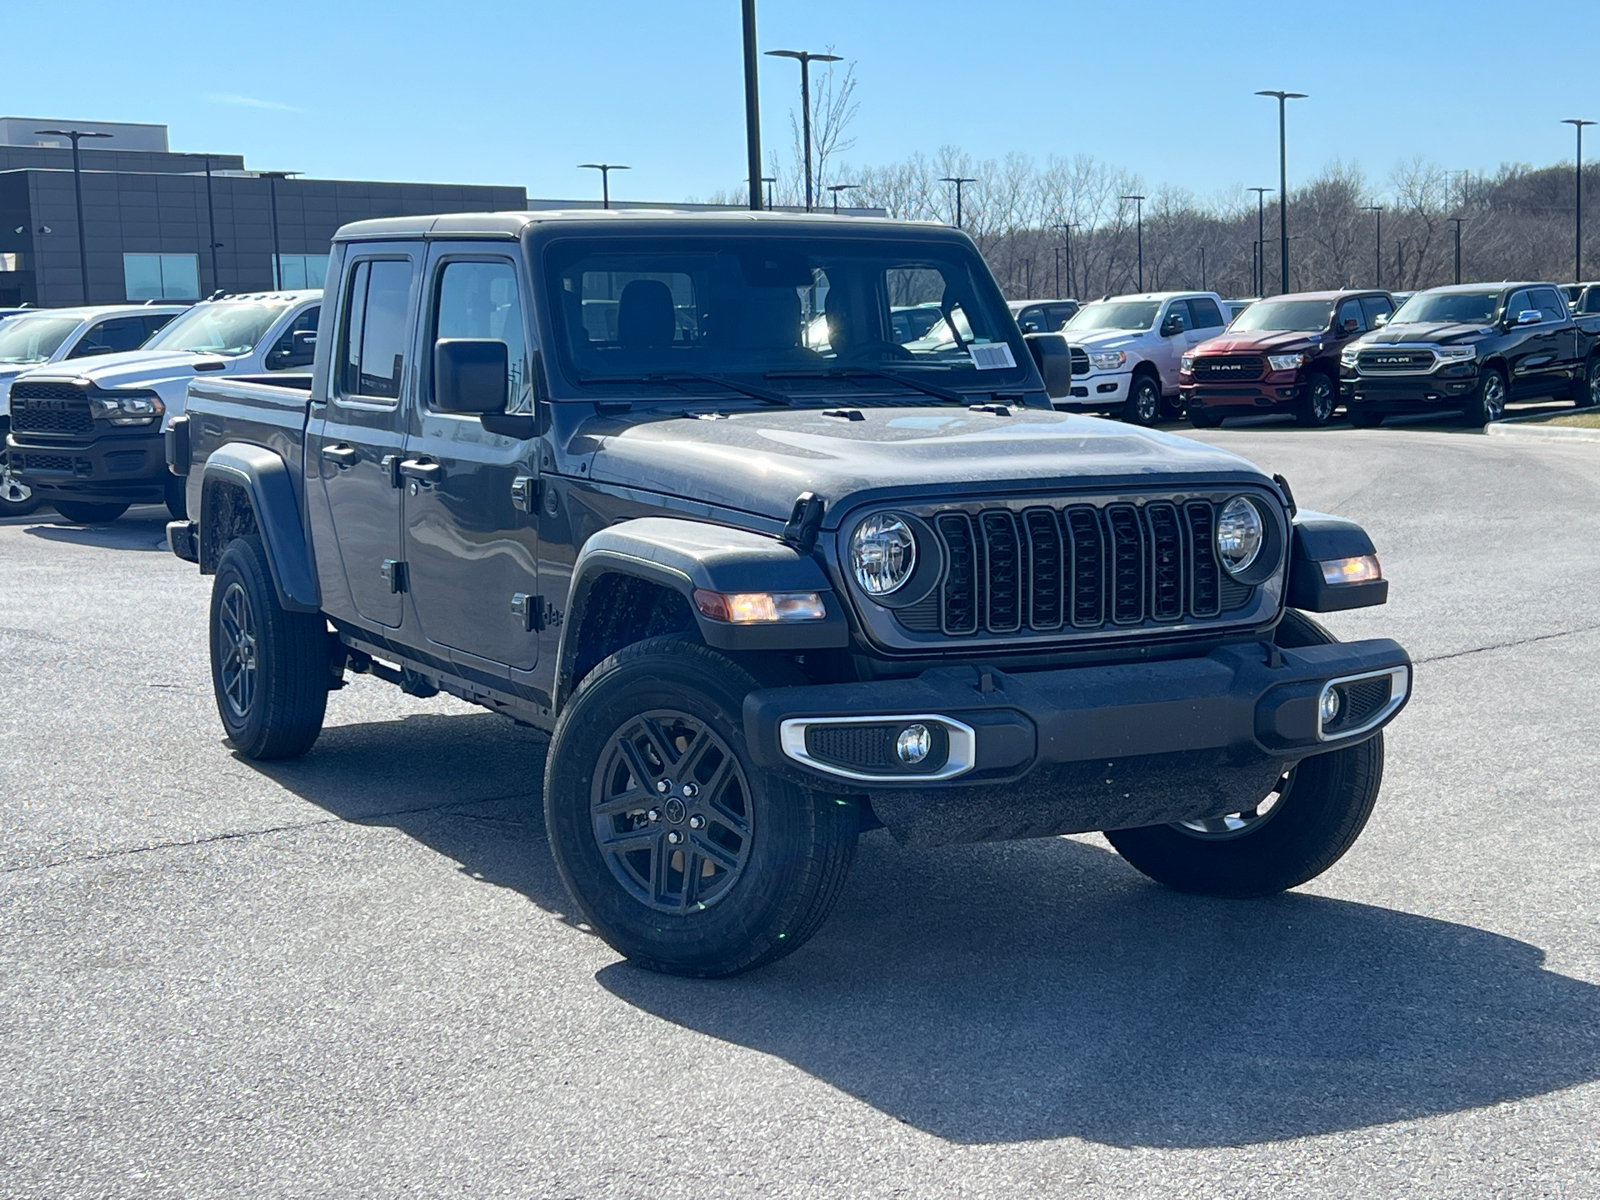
1340,367 -> 1479,414
7,429 -> 168,504
1182,377 -> 1305,414
745,637 -> 1410,846
1053,368 -> 1129,410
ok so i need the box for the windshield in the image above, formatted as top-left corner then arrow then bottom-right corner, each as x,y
142,301 -> 290,355
1065,301 -> 1160,332
1227,299 -> 1334,333
544,234 -> 1030,399
1390,291 -> 1499,326
0,315 -> 80,364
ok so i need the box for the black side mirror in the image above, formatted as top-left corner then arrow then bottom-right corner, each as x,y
435,338 -> 508,414
284,329 -> 317,367
1025,332 -> 1074,398
1160,314 -> 1185,337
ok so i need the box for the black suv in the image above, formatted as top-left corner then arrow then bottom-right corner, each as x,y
168,211 -> 1411,977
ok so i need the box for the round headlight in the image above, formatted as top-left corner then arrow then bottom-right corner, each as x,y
1216,497 -> 1264,576
850,514 -> 916,596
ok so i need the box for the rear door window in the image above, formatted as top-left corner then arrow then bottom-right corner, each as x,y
1532,287 -> 1568,323
1187,297 -> 1225,330
338,260 -> 414,402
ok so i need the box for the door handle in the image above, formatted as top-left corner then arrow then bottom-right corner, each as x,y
321,444 -> 359,467
398,458 -> 442,483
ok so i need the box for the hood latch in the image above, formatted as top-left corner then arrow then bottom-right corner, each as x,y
782,491 -> 826,554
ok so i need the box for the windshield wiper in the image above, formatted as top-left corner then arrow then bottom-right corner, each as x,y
765,367 -> 968,405
578,371 -> 790,406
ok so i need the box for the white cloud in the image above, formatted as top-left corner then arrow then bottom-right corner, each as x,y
204,93 -> 304,114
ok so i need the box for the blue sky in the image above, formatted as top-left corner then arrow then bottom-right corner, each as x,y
6,1 -> 1597,204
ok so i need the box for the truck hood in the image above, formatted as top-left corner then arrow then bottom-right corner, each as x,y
1358,321 -> 1493,347
584,406 -> 1268,523
16,350 -> 234,389
1193,329 -> 1325,356
1061,327 -> 1151,352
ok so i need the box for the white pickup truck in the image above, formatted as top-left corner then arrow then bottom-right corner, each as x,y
1057,290 -> 1230,425
6,291 -> 321,523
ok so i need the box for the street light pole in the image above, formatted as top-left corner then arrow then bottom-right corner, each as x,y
939,176 -> 977,228
761,175 -> 776,209
578,163 -> 630,209
1448,216 -> 1466,285
741,0 -> 762,211
1199,246 -> 1206,291
765,48 -> 842,213
203,154 -> 222,296
1563,118 -> 1595,282
1120,194 -> 1145,291
35,127 -> 112,303
826,183 -> 861,214
259,171 -> 300,289
1255,91 -> 1306,296
1360,204 -> 1383,289
1247,187 -> 1272,295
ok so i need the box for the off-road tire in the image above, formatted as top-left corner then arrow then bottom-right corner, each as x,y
1123,372 -> 1163,426
545,635 -> 858,978
54,500 -> 129,524
1347,408 -> 1384,428
1468,367 -> 1507,425
1104,610 -> 1384,897
165,475 -> 188,521
1294,373 -> 1338,427
209,534 -> 329,760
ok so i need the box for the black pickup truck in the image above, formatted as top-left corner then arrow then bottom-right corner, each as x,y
167,210 -> 1411,977
1338,282 -> 1600,425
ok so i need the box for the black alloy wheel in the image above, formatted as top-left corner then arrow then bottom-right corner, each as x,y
1295,373 -> 1337,427
1580,357 -> 1600,409
1470,368 -> 1507,425
545,635 -> 859,978
1124,373 -> 1163,426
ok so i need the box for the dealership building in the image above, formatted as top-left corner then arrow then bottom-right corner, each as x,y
0,118 -> 527,307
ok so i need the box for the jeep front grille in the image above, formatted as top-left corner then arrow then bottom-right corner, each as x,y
10,382 -> 94,435
1192,354 -> 1265,381
898,498 -> 1257,638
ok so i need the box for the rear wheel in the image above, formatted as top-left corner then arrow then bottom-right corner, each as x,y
545,636 -> 858,977
1294,373 -> 1337,427
209,534 -> 329,760
1123,373 -> 1163,426
1576,357 -> 1600,408
54,500 -> 128,524
1104,611 -> 1383,897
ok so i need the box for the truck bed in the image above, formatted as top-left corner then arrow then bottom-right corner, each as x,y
183,374 -> 312,511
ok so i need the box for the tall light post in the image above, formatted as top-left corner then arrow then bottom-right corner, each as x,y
765,48 -> 842,213
1448,216 -> 1466,285
1120,194 -> 1145,291
259,171 -> 300,289
1360,204 -> 1383,289
741,0 -> 762,210
1254,91 -> 1306,295
761,175 -> 776,209
1199,246 -> 1207,291
578,163 -> 629,209
940,176 -> 977,228
35,128 -> 112,303
203,153 -> 223,297
826,183 -> 861,214
1051,221 -> 1081,299
1247,187 -> 1272,295
1563,118 -> 1595,282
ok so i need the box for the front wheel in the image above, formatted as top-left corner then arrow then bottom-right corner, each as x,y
165,475 -> 188,521
0,454 -> 39,517
1122,373 -> 1163,426
1294,373 -> 1337,427
1348,408 -> 1384,428
54,500 -> 128,524
545,636 -> 858,977
1187,410 -> 1223,429
209,534 -> 329,760
1469,368 -> 1507,425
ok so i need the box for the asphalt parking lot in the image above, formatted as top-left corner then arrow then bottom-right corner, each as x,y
4,415 -> 1600,1199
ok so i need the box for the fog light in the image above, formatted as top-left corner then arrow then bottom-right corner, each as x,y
1320,688 -> 1342,725
896,723 -> 932,765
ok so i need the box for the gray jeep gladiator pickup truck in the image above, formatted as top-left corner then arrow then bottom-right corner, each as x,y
167,210 -> 1411,977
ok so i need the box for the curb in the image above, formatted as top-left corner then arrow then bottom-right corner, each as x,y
1486,418 -> 1600,444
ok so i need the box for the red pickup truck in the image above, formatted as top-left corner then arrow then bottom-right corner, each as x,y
1181,290 -> 1396,427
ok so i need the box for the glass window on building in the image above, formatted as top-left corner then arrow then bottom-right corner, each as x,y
124,253 -> 200,301
274,254 -> 329,290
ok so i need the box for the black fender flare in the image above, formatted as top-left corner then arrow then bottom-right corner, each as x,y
1286,510 -> 1387,612
557,516 -> 849,691
201,444 -> 320,613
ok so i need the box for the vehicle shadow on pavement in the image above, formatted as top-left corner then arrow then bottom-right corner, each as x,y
600,832 -> 1600,1148
241,712 -> 1600,1150
22,513 -> 170,551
